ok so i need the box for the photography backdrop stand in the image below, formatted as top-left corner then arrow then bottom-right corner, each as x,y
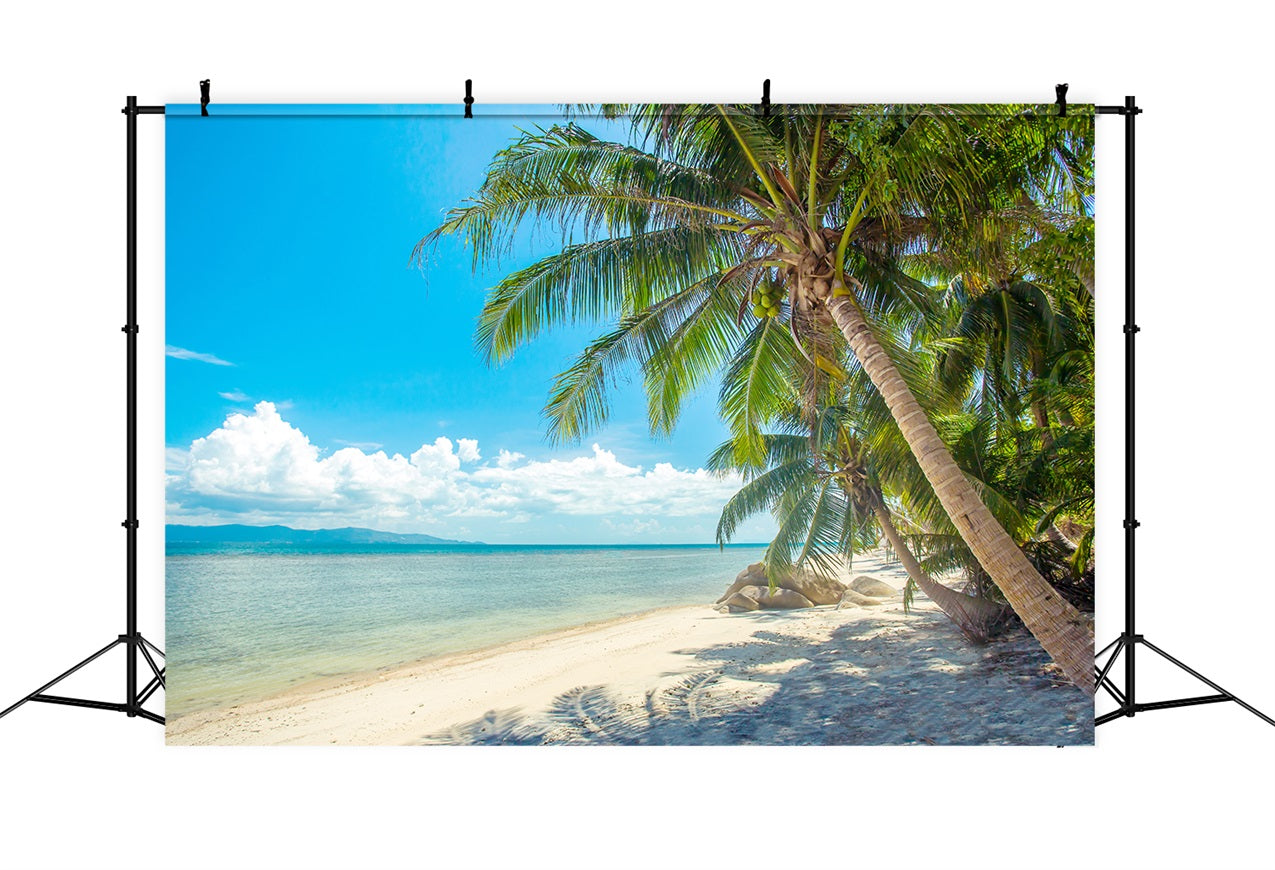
1094,96 -> 1273,728
0,97 -> 167,726
2,89 -> 1270,733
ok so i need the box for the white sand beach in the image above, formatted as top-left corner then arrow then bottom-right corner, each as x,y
166,551 -> 1091,746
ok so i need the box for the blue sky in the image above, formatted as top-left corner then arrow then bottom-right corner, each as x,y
165,105 -> 772,545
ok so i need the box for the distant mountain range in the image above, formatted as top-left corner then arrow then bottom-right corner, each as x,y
166,524 -> 480,546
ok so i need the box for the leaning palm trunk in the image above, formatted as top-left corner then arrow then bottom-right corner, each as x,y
1045,523 -> 1078,553
828,293 -> 1094,694
869,499 -> 1008,643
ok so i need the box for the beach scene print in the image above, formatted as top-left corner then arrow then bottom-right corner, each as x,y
165,103 -> 1095,745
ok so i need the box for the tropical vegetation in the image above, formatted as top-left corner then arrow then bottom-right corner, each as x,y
418,102 -> 1096,694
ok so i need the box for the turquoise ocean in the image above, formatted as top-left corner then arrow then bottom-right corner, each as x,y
166,542 -> 765,718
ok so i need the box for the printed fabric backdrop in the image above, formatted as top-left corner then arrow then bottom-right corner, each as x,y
164,103 -> 1096,745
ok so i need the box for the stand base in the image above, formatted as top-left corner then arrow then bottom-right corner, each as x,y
0,633 -> 165,725
1095,634 -> 1274,728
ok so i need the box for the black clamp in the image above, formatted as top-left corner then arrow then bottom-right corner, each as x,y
1123,324 -> 1141,334
760,79 -> 771,117
463,79 -> 474,118
1123,519 -> 1140,530
122,324 -> 139,334
1055,83 -> 1068,117
200,79 -> 211,117
122,519 -> 139,529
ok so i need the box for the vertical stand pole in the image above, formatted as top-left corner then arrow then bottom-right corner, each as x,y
0,96 -> 164,727
1095,95 -> 1273,728
1122,94 -> 1138,716
125,95 -> 139,717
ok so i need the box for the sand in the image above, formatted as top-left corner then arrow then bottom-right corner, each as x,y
165,551 -> 1092,746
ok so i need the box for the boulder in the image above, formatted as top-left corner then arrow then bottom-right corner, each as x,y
715,563 -> 767,604
849,576 -> 897,597
716,562 -> 846,607
756,588 -> 815,610
721,591 -> 760,612
718,583 -> 815,611
836,589 -> 886,609
781,570 -> 847,606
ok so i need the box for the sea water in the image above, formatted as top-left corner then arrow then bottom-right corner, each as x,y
166,543 -> 765,718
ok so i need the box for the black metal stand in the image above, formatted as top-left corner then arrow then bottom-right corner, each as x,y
4,89 -> 1270,733
0,97 -> 167,727
1094,96 -> 1273,729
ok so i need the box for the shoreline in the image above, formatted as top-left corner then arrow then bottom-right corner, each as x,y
167,602 -> 701,725
166,551 -> 1093,746
165,542 -> 766,718
167,601 -> 760,745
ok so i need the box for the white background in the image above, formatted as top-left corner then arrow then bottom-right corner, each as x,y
1,3 -> 1272,868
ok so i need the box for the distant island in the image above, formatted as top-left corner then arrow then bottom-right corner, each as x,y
166,524 -> 480,546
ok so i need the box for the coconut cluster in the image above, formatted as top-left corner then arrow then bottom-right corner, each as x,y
751,281 -> 782,320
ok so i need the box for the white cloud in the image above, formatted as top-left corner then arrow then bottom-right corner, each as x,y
467,445 -> 739,518
218,389 -> 251,402
166,345 -> 235,366
457,439 -> 481,463
166,401 -> 745,537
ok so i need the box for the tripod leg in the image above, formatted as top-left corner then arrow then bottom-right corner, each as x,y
1096,635 -> 1123,660
137,671 -> 164,705
139,635 -> 165,659
132,635 -> 166,719
1097,674 -> 1126,707
1139,639 -> 1275,728
1095,708 -> 1128,727
1094,638 -> 1127,708
134,708 -> 164,726
0,638 -> 124,720
1095,637 -> 1124,680
137,641 -> 165,688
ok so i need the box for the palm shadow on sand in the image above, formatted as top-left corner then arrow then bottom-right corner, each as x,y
420,607 -> 1094,746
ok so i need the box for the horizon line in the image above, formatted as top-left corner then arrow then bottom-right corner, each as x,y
164,521 -> 768,548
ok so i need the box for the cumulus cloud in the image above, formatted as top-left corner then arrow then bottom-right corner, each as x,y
166,345 -> 235,366
166,402 -> 744,536
456,439 -> 481,463
467,445 -> 738,518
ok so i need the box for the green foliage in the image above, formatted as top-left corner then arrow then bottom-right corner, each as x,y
902,577 -> 916,614
421,103 -> 1096,612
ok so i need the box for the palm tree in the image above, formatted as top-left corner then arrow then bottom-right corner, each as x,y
418,104 -> 1095,693
930,213 -> 1094,441
868,493 -> 1010,643
709,408 -> 1009,642
919,215 -> 1096,595
885,405 -> 1095,615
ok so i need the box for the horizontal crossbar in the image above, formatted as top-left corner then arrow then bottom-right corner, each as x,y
1097,694 -> 1237,727
30,694 -> 130,713
1136,694 -> 1233,713
1095,709 -> 1128,727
